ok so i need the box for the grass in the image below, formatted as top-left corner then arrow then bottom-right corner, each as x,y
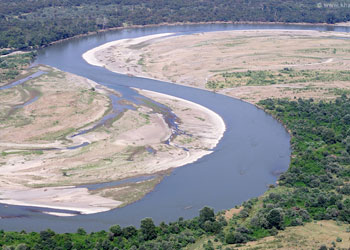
230,220 -> 350,249
206,69 -> 350,89
0,52 -> 35,84
137,57 -> 145,66
33,127 -> 76,141
90,176 -> 163,206
138,112 -> 150,124
1,150 -> 43,157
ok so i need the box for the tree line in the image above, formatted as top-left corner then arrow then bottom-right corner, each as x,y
2,94 -> 350,249
1,0 -> 350,49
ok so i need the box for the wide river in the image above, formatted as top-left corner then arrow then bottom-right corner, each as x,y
1,23 -> 350,233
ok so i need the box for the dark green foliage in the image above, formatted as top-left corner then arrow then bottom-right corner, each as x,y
140,218 -> 157,241
258,96 -> 350,223
109,225 -> 122,237
0,206 -> 219,249
122,226 -> 137,239
76,227 -> 86,235
222,95 -> 350,244
266,208 -> 284,229
199,207 -> 215,224
208,69 -> 350,89
1,0 -> 350,50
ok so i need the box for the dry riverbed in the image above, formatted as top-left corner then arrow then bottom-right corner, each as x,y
0,65 -> 225,215
85,30 -> 350,104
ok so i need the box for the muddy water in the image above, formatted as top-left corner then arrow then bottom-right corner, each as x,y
2,23 -> 349,232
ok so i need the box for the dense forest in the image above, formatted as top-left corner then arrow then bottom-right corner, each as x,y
1,0 -> 350,49
2,94 -> 350,249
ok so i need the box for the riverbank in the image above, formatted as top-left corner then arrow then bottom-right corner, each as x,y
0,61 -> 225,215
84,29 -> 350,104
46,20 -> 350,49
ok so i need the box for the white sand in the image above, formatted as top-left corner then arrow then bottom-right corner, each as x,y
139,89 -> 226,169
82,33 -> 175,68
0,33 -> 227,216
138,89 -> 226,148
0,186 -> 122,215
83,33 -> 226,172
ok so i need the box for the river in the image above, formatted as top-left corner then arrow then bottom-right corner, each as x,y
1,23 -> 349,233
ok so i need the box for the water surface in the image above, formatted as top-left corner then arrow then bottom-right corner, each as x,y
2,23 -> 345,232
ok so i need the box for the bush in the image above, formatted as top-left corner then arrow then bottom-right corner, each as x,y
266,208 -> 284,229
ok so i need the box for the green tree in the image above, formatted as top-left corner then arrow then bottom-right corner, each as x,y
266,208 -> 284,229
109,224 -> 122,236
199,206 -> 215,224
140,218 -> 157,241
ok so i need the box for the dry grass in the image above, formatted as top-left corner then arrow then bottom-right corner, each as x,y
235,220 -> 350,250
99,30 -> 350,104
186,221 -> 350,250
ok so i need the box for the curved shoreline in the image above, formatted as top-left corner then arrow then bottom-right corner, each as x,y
47,21 -> 350,49
83,36 -> 227,169
82,33 -> 175,69
1,54 -> 226,216
83,29 -> 350,105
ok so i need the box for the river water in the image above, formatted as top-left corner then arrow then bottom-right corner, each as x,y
1,23 -> 349,233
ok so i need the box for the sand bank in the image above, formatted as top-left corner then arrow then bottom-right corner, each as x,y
83,30 -> 350,104
83,34 -> 226,172
0,186 -> 121,215
82,33 -> 174,72
135,88 -> 225,170
1,61 -> 225,215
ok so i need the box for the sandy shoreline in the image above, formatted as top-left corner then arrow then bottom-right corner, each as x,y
1,55 -> 226,216
82,33 -> 175,69
138,88 -> 226,149
137,88 -> 226,169
83,35 -> 226,169
85,30 -> 350,104
0,186 -> 122,215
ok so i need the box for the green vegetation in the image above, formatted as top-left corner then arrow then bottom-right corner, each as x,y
0,207 -> 227,249
207,69 -> 350,89
0,52 -> 36,83
34,127 -> 76,142
1,0 -> 350,50
219,95 -> 350,245
3,95 -> 350,248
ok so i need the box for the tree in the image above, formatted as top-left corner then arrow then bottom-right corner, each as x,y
15,244 -> 28,250
109,225 -> 122,237
199,206 -> 215,224
122,226 -> 137,239
140,218 -> 157,241
266,208 -> 284,229
76,227 -> 86,235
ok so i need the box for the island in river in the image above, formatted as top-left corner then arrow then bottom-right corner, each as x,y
81,29 -> 350,249
0,56 -> 225,216
84,29 -> 350,104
